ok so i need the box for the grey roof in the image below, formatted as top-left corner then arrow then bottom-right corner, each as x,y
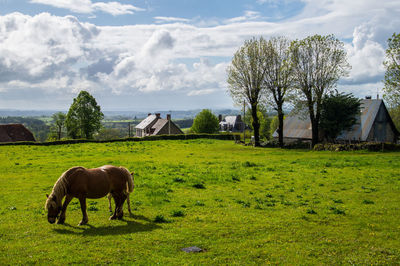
224,116 -> 238,125
273,99 -> 398,141
337,99 -> 381,141
220,115 -> 243,127
152,119 -> 169,135
135,115 -> 157,129
272,112 -> 311,139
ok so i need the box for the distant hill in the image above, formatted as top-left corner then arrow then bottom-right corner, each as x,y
0,109 -> 242,119
0,109 -> 60,117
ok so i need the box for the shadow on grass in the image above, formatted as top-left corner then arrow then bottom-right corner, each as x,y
53,216 -> 161,236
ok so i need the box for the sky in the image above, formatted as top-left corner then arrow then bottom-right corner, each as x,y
0,0 -> 399,111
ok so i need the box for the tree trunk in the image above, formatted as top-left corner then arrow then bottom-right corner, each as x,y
311,117 -> 319,148
308,102 -> 319,148
277,107 -> 284,148
251,104 -> 260,147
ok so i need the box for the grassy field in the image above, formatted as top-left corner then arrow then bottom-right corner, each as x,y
1,139 -> 400,264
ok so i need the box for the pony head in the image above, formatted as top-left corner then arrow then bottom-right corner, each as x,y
45,194 -> 61,224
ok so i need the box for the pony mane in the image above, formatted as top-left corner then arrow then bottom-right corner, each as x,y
45,167 -> 83,209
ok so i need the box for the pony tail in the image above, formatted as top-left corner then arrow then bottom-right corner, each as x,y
126,174 -> 134,193
120,167 -> 134,193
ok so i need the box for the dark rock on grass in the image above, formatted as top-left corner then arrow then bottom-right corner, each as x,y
181,246 -> 203,253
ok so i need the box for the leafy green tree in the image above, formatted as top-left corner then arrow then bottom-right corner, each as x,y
51,112 -> 66,140
191,109 -> 219,134
66,91 -> 104,139
389,105 -> 400,132
320,91 -> 361,142
244,106 -> 271,141
227,37 -> 268,147
383,32 -> 400,107
290,34 -> 350,146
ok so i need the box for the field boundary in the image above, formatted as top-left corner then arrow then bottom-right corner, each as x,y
313,142 -> 400,151
0,133 -> 240,146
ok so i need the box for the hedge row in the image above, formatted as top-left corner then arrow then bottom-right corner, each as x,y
0,133 -> 240,146
261,141 -> 311,149
313,142 -> 400,152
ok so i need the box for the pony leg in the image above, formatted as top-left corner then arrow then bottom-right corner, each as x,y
127,193 -> 132,215
110,193 -> 126,220
117,194 -> 127,219
78,197 -> 89,226
109,194 -> 119,220
107,193 -> 113,212
57,194 -> 73,224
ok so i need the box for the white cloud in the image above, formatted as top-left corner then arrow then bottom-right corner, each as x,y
187,89 -> 215,96
29,0 -> 144,16
0,12 -> 98,84
2,0 -> 400,109
92,2 -> 145,16
154,16 -> 190,24
225,11 -> 262,23
343,24 -> 386,86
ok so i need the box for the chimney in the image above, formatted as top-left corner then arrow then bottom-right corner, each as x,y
218,114 -> 222,122
167,114 -> 171,120
148,113 -> 151,116
155,113 -> 161,119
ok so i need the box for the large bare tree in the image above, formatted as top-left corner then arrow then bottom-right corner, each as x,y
263,36 -> 294,147
290,34 -> 350,147
227,37 -> 268,147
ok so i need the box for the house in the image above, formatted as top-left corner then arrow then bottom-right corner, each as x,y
219,115 -> 245,132
135,113 -> 184,137
273,98 -> 399,143
0,124 -> 36,143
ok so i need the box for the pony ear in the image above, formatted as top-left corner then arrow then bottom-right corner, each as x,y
46,194 -> 49,198
130,172 -> 134,176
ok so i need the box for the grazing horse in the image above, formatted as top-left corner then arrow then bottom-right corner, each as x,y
45,165 -> 134,225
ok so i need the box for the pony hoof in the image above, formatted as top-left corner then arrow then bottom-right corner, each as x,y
57,218 -> 65,224
78,220 -> 88,226
109,215 -> 117,220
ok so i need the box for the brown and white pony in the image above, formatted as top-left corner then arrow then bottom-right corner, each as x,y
45,165 -> 134,225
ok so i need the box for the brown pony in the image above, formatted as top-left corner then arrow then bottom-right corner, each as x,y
45,165 -> 134,225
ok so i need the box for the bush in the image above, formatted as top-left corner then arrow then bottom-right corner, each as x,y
191,109 -> 220,134
154,215 -> 169,223
171,210 -> 185,217
192,183 -> 206,189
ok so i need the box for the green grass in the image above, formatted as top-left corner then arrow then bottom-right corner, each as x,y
1,139 -> 400,264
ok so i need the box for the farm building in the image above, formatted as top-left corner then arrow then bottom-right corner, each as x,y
135,113 -> 184,137
0,124 -> 36,143
273,98 -> 399,143
219,115 -> 245,132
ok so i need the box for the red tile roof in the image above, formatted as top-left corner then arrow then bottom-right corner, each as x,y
0,124 -> 36,143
